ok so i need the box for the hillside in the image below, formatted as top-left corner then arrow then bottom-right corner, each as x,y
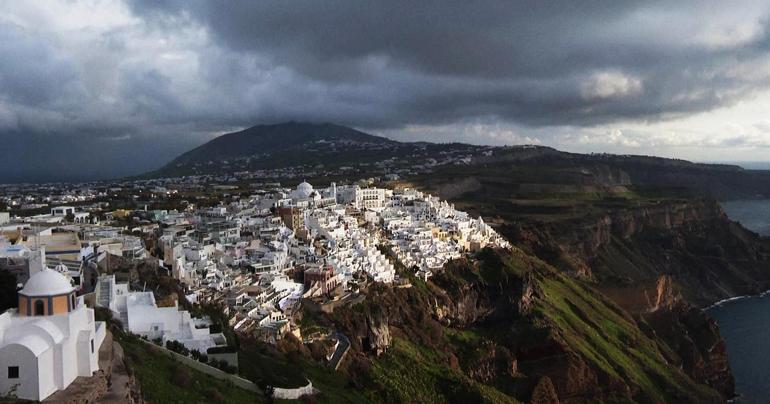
475,146 -> 770,200
118,124 -> 770,401
173,121 -> 396,164
150,122 -> 418,178
297,247 -> 730,402
148,121 -> 770,200
374,155 -> 770,401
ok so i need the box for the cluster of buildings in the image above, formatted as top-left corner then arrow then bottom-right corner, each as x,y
1,180 -> 508,348
0,184 -> 104,212
383,189 -> 509,279
0,176 -> 510,400
150,180 -> 508,345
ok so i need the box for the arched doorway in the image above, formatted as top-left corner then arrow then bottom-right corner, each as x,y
34,300 -> 45,316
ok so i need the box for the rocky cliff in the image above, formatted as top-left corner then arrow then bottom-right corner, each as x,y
388,159 -> 770,403
319,248 -> 727,403
505,198 -> 770,306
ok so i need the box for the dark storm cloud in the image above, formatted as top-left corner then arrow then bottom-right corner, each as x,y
127,0 -> 770,127
2,1 -> 770,181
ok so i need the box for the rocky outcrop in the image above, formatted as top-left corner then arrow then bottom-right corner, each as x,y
649,275 -> 681,311
518,272 -> 538,315
365,311 -> 391,356
467,345 -> 517,383
530,376 -> 560,404
643,303 -> 735,397
504,200 -> 748,400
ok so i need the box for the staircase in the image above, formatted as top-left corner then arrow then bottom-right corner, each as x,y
97,276 -> 113,308
119,311 -> 129,329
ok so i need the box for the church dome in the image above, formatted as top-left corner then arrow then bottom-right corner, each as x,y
296,181 -> 314,198
20,268 -> 74,297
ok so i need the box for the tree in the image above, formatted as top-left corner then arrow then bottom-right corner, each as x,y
0,270 -> 18,313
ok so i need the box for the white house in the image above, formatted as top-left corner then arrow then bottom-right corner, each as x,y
0,269 -> 106,401
95,275 -> 227,354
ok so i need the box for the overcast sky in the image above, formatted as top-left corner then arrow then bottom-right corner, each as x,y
3,1 -> 770,182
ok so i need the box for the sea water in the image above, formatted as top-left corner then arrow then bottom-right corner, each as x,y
720,200 -> 770,236
707,200 -> 770,403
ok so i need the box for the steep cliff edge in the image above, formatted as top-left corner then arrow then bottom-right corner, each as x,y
505,198 -> 770,306
393,160 -> 770,402
316,249 -> 726,403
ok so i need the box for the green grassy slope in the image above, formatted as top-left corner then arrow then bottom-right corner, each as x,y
119,334 -> 263,403
320,248 -> 723,403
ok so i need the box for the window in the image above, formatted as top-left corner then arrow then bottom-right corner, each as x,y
8,366 -> 18,379
34,300 -> 45,316
90,339 -> 94,353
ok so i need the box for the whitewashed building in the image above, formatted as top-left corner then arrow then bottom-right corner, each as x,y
0,269 -> 106,401
96,275 -> 227,353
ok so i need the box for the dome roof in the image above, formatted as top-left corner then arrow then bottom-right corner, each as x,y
20,268 -> 74,296
296,181 -> 314,198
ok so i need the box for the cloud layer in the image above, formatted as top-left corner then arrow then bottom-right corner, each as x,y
3,1 -> 770,181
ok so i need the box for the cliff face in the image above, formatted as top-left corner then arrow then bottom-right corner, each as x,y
488,198 -> 767,397
385,157 -> 770,402
643,302 -> 735,397
506,198 -> 770,306
509,199 -> 722,270
325,249 -> 726,403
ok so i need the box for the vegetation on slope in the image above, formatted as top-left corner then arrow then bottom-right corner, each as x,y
118,333 -> 262,403
368,338 -> 520,404
530,263 -> 721,402
310,247 -> 724,403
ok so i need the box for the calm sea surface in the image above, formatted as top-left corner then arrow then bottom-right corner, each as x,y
721,200 -> 770,236
707,200 -> 770,403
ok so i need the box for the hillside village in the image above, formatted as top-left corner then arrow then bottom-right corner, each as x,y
0,178 -> 509,401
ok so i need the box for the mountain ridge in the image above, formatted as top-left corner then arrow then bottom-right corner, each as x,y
170,121 -> 397,165
146,121 -> 770,200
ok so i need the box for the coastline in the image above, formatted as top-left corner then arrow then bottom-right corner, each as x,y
703,289 -> 770,311
705,287 -> 770,404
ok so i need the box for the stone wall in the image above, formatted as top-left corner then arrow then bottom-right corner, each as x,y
273,379 -> 318,400
136,339 -> 259,393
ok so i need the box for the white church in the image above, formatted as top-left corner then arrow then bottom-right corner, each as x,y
0,268 -> 106,401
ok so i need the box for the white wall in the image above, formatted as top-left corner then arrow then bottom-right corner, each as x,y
0,343 -> 39,400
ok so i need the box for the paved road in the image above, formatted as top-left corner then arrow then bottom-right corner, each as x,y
328,332 -> 350,370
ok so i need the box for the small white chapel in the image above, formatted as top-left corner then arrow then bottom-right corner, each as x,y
0,268 -> 106,400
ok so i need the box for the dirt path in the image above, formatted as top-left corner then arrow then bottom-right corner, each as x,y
97,333 -> 135,404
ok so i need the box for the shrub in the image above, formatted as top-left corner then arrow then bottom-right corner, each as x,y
205,387 -> 226,404
171,366 -> 193,388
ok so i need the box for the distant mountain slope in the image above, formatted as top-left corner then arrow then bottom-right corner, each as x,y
146,121 -> 770,200
173,121 -> 396,165
147,121 -> 486,178
473,146 -> 770,200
